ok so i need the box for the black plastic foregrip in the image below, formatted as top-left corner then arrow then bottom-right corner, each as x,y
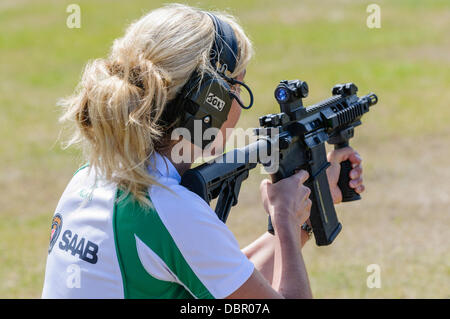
337,159 -> 361,202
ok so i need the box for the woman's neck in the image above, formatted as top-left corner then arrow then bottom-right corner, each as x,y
158,144 -> 193,177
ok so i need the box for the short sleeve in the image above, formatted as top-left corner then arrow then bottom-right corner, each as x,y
144,184 -> 255,299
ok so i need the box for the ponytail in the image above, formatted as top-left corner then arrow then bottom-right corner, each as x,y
59,4 -> 253,207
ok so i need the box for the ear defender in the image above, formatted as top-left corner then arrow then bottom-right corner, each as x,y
167,12 -> 253,150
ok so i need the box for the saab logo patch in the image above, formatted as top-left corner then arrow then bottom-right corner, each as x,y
59,230 -> 99,264
48,213 -> 63,254
205,93 -> 225,111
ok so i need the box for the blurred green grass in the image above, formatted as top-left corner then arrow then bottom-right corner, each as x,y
1,0 -> 449,298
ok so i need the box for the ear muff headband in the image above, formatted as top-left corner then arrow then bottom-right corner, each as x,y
206,13 -> 253,109
205,12 -> 239,74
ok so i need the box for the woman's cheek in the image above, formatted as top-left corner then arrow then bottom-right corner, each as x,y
223,100 -> 241,140
229,100 -> 242,127
205,99 -> 241,155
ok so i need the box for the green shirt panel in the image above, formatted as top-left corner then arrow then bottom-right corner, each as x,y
113,189 -> 214,299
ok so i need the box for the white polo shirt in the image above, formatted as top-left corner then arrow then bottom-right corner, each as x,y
42,153 -> 254,299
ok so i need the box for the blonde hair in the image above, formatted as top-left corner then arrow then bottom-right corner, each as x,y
59,4 -> 254,206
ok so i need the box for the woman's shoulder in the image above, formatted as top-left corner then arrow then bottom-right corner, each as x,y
148,181 -> 216,221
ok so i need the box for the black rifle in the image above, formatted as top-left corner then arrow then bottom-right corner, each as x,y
181,80 -> 378,246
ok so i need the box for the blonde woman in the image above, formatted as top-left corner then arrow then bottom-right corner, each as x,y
42,4 -> 365,299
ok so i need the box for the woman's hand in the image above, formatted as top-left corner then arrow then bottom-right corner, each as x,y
326,147 -> 365,204
260,170 -> 312,235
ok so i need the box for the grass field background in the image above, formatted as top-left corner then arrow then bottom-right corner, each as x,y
1,0 -> 449,298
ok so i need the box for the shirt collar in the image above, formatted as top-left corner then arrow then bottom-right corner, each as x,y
148,152 -> 181,183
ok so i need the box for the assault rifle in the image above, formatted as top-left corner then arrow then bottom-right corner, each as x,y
181,80 -> 378,246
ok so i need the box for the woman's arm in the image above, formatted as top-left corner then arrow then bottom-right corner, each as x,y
227,226 -> 312,299
227,170 -> 313,299
242,228 -> 310,284
241,232 -> 276,284
241,147 -> 364,285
